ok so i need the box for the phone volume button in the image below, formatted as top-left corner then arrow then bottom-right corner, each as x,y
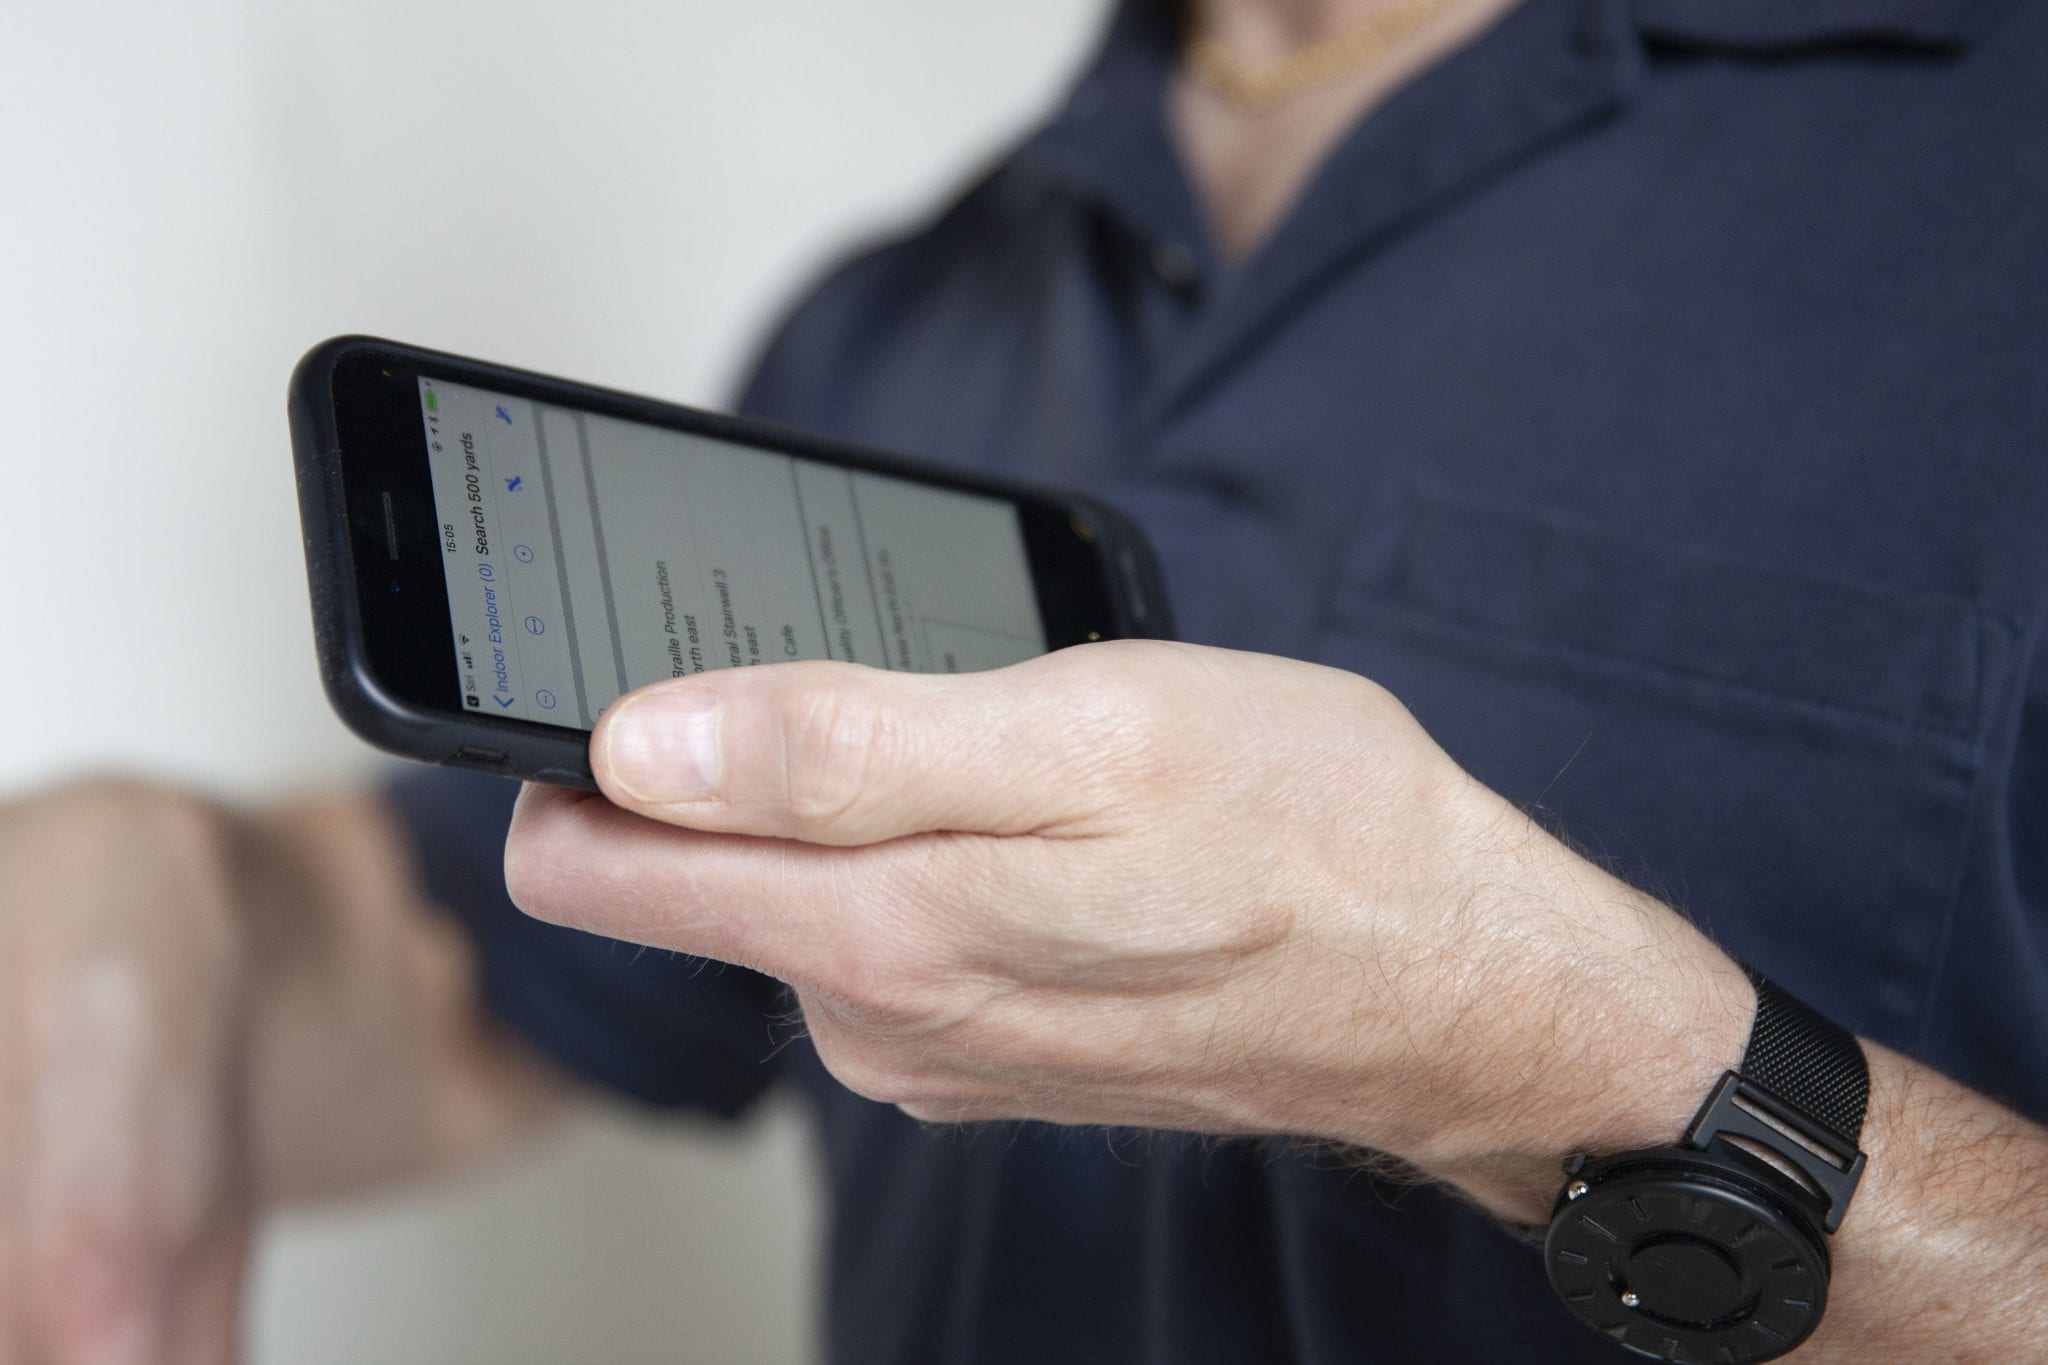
448,745 -> 510,771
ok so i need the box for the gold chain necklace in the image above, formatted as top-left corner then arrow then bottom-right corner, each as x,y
1185,0 -> 1445,114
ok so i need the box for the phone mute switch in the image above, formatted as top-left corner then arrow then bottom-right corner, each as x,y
448,745 -> 510,772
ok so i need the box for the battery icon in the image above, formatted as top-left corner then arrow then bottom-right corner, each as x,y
425,388 -> 438,412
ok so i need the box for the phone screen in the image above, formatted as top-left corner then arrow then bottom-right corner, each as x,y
418,376 -> 1047,730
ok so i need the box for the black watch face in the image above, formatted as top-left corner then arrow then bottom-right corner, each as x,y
1546,1157 -> 1829,1363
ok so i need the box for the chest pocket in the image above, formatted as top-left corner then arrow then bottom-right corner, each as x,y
1311,483 -> 2016,1043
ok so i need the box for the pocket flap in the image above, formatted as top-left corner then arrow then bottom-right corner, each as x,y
1333,485 -> 1998,739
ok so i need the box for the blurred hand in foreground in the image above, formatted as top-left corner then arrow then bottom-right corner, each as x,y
0,782 -> 561,1364
0,784 -> 255,1363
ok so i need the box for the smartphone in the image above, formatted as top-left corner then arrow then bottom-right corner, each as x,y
289,335 -> 1171,789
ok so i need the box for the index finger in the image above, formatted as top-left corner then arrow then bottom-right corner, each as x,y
503,782 -> 978,987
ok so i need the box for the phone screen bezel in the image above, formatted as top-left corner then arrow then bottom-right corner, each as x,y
327,343 -> 1121,735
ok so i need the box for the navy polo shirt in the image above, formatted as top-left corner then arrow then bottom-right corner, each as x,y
387,0 -> 2048,1358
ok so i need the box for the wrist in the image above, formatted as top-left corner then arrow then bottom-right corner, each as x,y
1397,788 -> 1756,1222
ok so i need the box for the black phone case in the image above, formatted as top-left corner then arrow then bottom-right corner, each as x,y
289,334 -> 1175,789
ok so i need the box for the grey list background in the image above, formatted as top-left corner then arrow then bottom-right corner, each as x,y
424,375 -> 1047,731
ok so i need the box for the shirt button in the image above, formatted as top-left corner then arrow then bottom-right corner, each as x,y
1152,241 -> 1199,291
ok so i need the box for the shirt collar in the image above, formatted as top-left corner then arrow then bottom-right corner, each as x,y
1021,0 -> 1646,423
1019,0 -> 2011,235
1016,0 -> 1206,265
1012,0 -> 2014,430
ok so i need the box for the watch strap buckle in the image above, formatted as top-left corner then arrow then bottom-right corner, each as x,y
1687,1071 -> 1868,1233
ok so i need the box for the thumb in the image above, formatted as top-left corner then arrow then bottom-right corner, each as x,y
589,647 -> 1152,846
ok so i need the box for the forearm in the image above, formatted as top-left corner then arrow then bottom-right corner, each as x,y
227,789 -> 568,1203
1800,1044 -> 2048,1360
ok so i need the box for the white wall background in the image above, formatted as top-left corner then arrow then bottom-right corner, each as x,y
0,2 -> 1106,1359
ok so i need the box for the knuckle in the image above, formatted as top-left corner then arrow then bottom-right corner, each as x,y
44,779 -> 227,868
1074,649 -> 1183,750
1058,679 -> 1176,800
798,972 -> 969,1109
502,802 -> 578,921
776,680 -> 893,833
501,827 -> 572,922
803,1018 -> 924,1107
2,781 -> 244,970
808,922 -> 993,1040
499,836 -> 547,914
807,965 -> 945,1040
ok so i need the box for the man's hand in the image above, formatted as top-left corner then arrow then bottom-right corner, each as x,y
507,640 -> 1753,1217
506,638 -> 2048,1358
0,783 -> 256,1364
0,781 -> 562,1364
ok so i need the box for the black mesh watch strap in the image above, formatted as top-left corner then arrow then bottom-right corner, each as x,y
1681,966 -> 1872,1233
1740,965 -> 1870,1148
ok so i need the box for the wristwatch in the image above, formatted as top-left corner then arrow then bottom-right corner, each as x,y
1544,966 -> 1869,1362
